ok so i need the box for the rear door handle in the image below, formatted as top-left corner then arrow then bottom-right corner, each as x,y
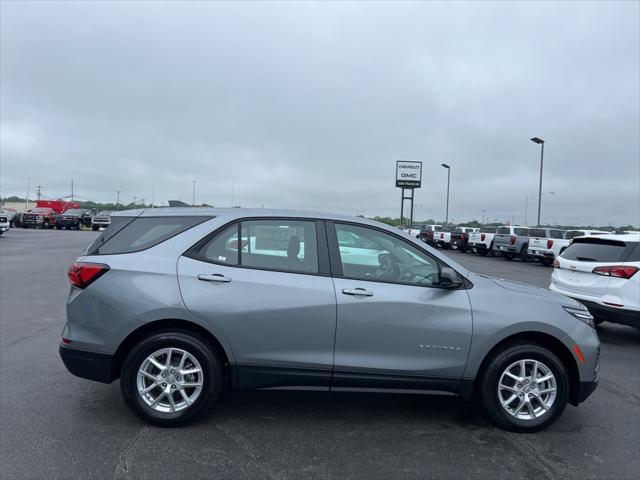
198,274 -> 231,283
342,288 -> 373,297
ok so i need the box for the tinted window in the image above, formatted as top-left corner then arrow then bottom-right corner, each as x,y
549,230 -> 565,239
195,223 -> 240,266
561,238 -> 635,262
528,229 -> 546,238
88,216 -> 210,255
514,228 -> 529,236
497,227 -> 510,234
480,227 -> 496,233
335,224 -> 440,287
97,211 -> 112,216
440,226 -> 455,232
64,209 -> 82,215
564,230 -> 586,240
240,220 -> 318,274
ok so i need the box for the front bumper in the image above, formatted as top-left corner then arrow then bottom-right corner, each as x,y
0,226 -> 8,233
59,344 -> 116,384
57,220 -> 80,228
575,380 -> 598,404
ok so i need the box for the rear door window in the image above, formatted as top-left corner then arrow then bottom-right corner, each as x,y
87,216 -> 211,255
497,227 -> 510,234
565,230 -> 586,240
561,238 -> 635,262
549,230 -> 565,239
514,228 -> 529,236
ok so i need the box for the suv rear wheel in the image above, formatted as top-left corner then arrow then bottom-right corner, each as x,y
120,330 -> 223,427
479,343 -> 569,432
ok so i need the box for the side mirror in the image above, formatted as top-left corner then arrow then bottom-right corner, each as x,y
439,266 -> 463,289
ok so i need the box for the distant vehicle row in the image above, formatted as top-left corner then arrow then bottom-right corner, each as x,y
402,224 -> 639,329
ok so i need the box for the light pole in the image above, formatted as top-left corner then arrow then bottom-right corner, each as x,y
441,164 -> 450,224
530,137 -> 545,226
481,209 -> 486,225
192,180 -> 196,206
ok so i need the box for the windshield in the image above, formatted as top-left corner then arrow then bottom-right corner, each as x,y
97,211 -> 112,216
30,208 -> 51,213
64,209 -> 82,215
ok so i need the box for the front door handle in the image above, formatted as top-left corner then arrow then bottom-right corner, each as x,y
342,288 -> 373,297
198,274 -> 231,283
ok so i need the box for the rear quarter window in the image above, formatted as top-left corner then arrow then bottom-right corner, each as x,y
514,228 -> 529,236
480,227 -> 496,233
561,238 -> 637,263
86,216 -> 212,255
497,227 -> 510,234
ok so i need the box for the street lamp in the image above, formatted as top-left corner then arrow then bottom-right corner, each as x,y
441,163 -> 450,224
530,137 -> 545,226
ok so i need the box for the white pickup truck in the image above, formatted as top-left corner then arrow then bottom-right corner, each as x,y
528,229 -> 610,264
468,227 -> 498,256
435,226 -> 478,250
526,228 -> 566,265
402,224 -> 427,238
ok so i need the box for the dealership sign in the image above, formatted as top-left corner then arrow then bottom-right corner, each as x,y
396,161 -> 422,188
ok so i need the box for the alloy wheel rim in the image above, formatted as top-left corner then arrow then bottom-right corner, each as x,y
136,348 -> 204,413
497,359 -> 557,421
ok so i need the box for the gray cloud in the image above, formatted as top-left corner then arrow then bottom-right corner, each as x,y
1,0 -> 638,226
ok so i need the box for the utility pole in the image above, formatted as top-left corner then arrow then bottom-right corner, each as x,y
441,164 -> 451,224
151,185 -> 154,208
481,209 -> 486,225
530,137 -> 545,226
71,178 -> 74,202
116,191 -> 121,211
133,196 -> 136,208
35,185 -> 42,201
25,177 -> 30,211
192,180 -> 196,206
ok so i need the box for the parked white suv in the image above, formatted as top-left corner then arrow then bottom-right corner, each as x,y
550,234 -> 640,328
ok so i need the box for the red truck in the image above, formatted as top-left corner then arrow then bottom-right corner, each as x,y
21,200 -> 81,229
35,199 -> 81,214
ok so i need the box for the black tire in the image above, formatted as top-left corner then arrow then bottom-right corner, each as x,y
539,258 -> 554,266
479,343 -> 569,432
478,249 -> 488,256
520,245 -> 530,262
505,253 -> 514,260
120,330 -> 223,427
459,247 -> 468,253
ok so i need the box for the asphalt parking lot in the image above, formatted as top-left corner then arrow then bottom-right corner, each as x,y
1,229 -> 639,480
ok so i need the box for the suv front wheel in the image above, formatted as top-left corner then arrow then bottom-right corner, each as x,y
480,343 -> 569,432
120,330 -> 223,427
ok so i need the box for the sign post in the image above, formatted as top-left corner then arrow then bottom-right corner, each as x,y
396,161 -> 422,228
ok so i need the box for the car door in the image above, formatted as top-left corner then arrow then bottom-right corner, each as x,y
327,221 -> 473,392
177,218 -> 336,389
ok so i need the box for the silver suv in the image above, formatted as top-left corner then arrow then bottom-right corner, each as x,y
60,209 -> 600,432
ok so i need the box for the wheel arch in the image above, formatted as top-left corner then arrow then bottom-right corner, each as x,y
111,319 -> 234,385
464,331 -> 581,406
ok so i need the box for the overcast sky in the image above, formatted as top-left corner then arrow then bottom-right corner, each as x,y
1,1 -> 639,226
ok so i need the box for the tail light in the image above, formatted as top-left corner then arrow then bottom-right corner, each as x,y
461,233 -> 466,241
510,235 -> 516,245
547,239 -> 554,249
592,266 -> 639,279
481,233 -> 486,241
553,258 -> 559,268
68,262 -> 110,289
440,233 -> 444,239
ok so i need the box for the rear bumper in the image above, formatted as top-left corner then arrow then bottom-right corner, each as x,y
492,244 -> 517,253
59,344 -> 116,384
528,249 -> 554,259
470,242 -> 489,251
575,300 -> 639,327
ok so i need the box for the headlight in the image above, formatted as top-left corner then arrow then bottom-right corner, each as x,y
563,306 -> 595,328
